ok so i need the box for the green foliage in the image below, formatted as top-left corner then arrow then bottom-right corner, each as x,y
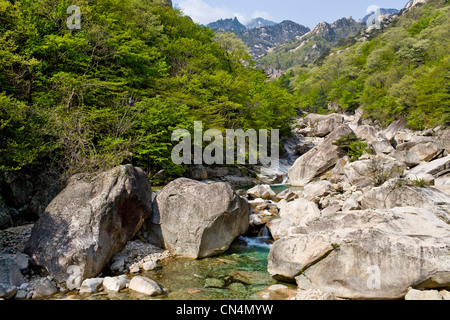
410,177 -> 427,188
0,0 -> 297,182
289,0 -> 449,129
332,132 -> 367,162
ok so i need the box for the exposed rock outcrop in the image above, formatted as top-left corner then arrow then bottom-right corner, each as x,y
24,165 -> 152,289
288,125 -> 353,186
141,178 -> 249,259
268,207 -> 450,299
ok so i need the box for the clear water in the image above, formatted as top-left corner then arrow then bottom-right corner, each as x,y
52,237 -> 285,300
139,237 -> 281,300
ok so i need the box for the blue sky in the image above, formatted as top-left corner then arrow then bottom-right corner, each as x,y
172,0 -> 410,28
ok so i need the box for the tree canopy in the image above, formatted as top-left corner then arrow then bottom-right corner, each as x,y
0,0 -> 297,181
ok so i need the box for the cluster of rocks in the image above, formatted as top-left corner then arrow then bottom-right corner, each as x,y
1,109 -> 449,301
265,111 -> 450,300
1,165 -> 250,299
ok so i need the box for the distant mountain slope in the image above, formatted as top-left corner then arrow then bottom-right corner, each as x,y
258,17 -> 364,74
237,20 -> 310,59
290,0 -> 449,129
246,18 -> 277,29
207,17 -> 247,32
361,8 -> 399,22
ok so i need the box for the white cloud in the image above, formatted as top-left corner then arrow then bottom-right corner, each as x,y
176,0 -> 249,25
251,10 -> 272,21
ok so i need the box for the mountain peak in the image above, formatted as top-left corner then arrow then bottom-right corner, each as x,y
207,17 -> 247,32
246,17 -> 277,29
405,0 -> 428,10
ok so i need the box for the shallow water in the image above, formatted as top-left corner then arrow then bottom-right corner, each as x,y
141,237 -> 281,300
52,237 -> 284,300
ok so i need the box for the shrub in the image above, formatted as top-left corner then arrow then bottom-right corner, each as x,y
333,132 -> 368,162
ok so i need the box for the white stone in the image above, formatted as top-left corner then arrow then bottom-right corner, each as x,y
79,278 -> 103,294
103,276 -> 129,292
405,288 -> 443,300
143,261 -> 158,271
247,185 -> 276,200
129,276 -> 162,296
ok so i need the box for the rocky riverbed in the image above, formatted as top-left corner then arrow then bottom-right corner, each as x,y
1,109 -> 450,300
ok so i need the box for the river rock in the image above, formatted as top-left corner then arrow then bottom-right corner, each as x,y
435,175 -> 450,195
355,125 -> 394,155
383,120 -> 407,144
390,150 -> 420,168
79,278 -> 104,294
103,276 -> 129,292
268,207 -> 450,299
439,130 -> 450,154
0,283 -> 17,299
344,158 -> 404,186
257,284 -> 298,300
304,113 -> 345,137
404,288 -> 443,300
129,276 -> 162,296
407,155 -> 450,176
0,256 -> 25,287
288,125 -> 354,186
302,181 -> 334,203
24,165 -> 152,289
361,179 -> 450,223
247,185 -> 276,200
32,278 -> 58,299
267,197 -> 321,240
144,178 -> 249,259
256,166 -> 286,185
409,142 -> 444,162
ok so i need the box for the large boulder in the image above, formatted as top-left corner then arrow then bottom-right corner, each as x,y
409,142 -> 444,162
268,207 -> 450,299
143,178 -> 249,259
267,197 -> 321,240
361,179 -> 450,223
304,113 -> 345,137
288,125 -> 354,186
390,150 -> 420,168
343,157 -> 405,186
439,130 -> 450,154
407,155 -> 450,176
24,165 -> 151,288
355,125 -> 394,155
247,184 -> 276,200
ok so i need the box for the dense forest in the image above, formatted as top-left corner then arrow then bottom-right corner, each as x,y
0,0 -> 297,182
1,0 -> 449,185
283,0 -> 449,129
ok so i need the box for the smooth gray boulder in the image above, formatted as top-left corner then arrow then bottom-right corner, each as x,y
268,207 -> 450,299
129,276 -> 162,296
24,165 -> 152,289
409,142 -> 444,162
267,197 -> 321,240
247,184 -> 276,200
304,113 -> 345,137
144,178 -> 249,259
0,256 -> 25,287
361,179 -> 450,223
288,125 -> 354,186
355,125 -> 394,155
408,155 -> 450,176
